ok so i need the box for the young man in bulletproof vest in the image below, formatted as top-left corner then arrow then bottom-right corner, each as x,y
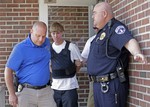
50,22 -> 83,107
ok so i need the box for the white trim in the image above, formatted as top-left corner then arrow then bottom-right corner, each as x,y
39,0 -> 97,37
46,0 -> 96,6
88,5 -> 96,37
39,0 -> 48,26
39,0 -> 49,36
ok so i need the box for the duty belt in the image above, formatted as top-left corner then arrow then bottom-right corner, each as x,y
89,72 -> 117,82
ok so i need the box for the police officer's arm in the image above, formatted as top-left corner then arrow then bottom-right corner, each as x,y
71,43 -> 83,72
81,35 -> 96,65
4,67 -> 18,107
125,38 -> 147,64
75,60 -> 83,72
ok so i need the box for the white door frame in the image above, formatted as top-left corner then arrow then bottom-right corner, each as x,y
38,0 -> 97,37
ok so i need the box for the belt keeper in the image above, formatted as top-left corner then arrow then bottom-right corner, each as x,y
110,72 -> 117,79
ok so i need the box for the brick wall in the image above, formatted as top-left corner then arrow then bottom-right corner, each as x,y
1,0 -> 150,107
107,0 -> 150,107
0,1 -> 89,106
48,6 -> 89,107
0,0 -> 39,106
48,6 -> 89,50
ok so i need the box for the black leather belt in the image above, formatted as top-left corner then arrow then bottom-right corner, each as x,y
22,83 -> 49,90
89,72 -> 117,82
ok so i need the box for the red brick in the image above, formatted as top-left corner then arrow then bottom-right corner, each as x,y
13,0 -> 25,3
26,0 -> 38,3
1,1 -> 150,107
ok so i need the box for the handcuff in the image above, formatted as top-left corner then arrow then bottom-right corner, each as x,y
100,82 -> 109,93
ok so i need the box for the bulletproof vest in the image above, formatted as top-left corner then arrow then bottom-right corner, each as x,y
51,41 -> 76,79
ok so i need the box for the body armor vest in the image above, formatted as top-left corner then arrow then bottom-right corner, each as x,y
51,41 -> 76,79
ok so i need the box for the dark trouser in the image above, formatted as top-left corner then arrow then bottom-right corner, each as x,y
53,89 -> 78,107
93,78 -> 129,107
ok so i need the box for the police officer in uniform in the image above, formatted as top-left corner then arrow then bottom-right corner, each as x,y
87,2 -> 147,107
81,28 -> 98,107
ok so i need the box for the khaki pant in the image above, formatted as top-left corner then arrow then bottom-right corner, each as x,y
16,86 -> 56,107
87,81 -> 94,107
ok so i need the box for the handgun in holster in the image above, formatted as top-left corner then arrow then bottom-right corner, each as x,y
13,74 -> 19,92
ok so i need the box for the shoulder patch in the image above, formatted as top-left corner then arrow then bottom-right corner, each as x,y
115,25 -> 126,34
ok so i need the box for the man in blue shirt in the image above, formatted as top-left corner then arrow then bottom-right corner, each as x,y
4,21 -> 56,107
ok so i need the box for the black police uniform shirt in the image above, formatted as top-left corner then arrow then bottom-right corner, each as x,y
87,18 -> 134,76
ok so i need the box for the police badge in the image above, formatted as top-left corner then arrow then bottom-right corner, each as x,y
99,32 -> 106,40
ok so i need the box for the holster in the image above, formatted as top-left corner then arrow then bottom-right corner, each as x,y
13,74 -> 19,92
116,66 -> 126,83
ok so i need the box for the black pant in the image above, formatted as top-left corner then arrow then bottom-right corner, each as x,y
53,89 -> 78,107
